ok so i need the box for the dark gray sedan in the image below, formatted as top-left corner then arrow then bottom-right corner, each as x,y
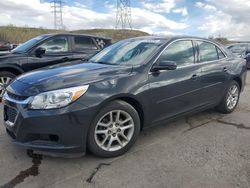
3,36 -> 247,157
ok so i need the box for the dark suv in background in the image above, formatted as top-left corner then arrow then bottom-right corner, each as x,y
0,40 -> 11,51
226,42 -> 250,68
0,33 -> 111,96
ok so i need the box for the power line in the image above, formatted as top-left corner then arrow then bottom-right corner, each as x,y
116,0 -> 132,30
51,0 -> 65,30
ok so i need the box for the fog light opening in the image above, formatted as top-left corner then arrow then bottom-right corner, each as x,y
49,134 -> 59,142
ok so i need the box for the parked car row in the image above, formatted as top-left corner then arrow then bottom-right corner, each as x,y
2,35 -> 247,157
0,40 -> 11,51
0,33 -> 111,97
0,40 -> 18,51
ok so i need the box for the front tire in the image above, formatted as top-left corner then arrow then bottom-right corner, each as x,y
87,100 -> 140,158
217,81 -> 240,114
0,71 -> 16,98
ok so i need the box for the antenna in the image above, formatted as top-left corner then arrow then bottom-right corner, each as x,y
51,0 -> 65,30
116,0 -> 132,29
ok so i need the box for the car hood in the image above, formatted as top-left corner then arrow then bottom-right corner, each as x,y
0,52 -> 25,59
0,51 -> 11,56
8,62 -> 132,96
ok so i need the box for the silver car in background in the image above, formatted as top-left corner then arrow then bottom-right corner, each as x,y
226,42 -> 250,68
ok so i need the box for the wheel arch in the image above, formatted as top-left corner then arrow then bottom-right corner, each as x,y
97,94 -> 145,130
232,76 -> 242,91
0,65 -> 24,76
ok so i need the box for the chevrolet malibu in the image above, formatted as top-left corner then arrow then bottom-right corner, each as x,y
2,36 -> 247,157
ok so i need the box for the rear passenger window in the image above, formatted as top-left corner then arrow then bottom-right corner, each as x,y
217,47 -> 225,59
159,40 -> 194,66
74,37 -> 97,51
198,41 -> 218,62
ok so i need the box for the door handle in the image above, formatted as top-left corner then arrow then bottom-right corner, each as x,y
62,57 -> 69,61
223,67 -> 227,72
191,74 -> 198,80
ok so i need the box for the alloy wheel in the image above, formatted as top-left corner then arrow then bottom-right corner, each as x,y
226,84 -> 239,110
0,76 -> 12,97
94,110 -> 135,152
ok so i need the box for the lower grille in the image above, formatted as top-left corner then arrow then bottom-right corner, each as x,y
4,106 -> 18,123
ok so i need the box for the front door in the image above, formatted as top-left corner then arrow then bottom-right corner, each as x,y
148,40 -> 203,124
25,36 -> 73,71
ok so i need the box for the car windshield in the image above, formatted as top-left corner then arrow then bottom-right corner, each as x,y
89,39 -> 165,65
12,35 -> 48,53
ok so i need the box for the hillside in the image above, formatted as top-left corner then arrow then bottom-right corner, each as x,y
0,26 -> 149,43
72,29 -> 149,41
0,26 -> 236,45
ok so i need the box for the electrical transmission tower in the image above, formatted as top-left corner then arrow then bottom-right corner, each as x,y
116,0 -> 132,30
51,0 -> 64,30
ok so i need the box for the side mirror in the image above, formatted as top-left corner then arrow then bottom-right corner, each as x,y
152,60 -> 177,71
35,47 -> 46,58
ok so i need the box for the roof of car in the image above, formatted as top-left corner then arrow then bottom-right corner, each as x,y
41,33 -> 112,40
128,35 -> 223,45
130,35 -> 208,40
226,42 -> 250,46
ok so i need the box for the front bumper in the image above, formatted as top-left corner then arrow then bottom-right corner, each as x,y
2,93 -> 96,155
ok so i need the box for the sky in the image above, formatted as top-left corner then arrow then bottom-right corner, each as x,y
0,0 -> 250,40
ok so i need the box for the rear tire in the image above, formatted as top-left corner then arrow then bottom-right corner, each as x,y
0,71 -> 16,98
217,80 -> 240,114
87,100 -> 140,158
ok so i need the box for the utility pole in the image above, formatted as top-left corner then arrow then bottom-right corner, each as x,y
116,0 -> 132,30
51,0 -> 64,30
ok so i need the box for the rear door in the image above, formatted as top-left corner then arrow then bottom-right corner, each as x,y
72,36 -> 100,61
196,40 -> 231,104
148,40 -> 204,123
26,35 -> 73,71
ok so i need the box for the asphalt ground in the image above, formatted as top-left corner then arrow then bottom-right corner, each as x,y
0,71 -> 249,188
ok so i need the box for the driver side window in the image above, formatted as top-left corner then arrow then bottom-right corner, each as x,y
159,40 -> 194,67
39,36 -> 69,54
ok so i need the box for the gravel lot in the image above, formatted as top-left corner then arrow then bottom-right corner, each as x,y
0,71 -> 249,188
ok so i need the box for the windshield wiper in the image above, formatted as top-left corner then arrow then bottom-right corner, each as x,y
12,51 -> 24,54
91,61 -> 113,65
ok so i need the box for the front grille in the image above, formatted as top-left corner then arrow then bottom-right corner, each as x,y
7,92 -> 29,101
4,106 -> 18,123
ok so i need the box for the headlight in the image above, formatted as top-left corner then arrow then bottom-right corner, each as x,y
29,85 -> 89,109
